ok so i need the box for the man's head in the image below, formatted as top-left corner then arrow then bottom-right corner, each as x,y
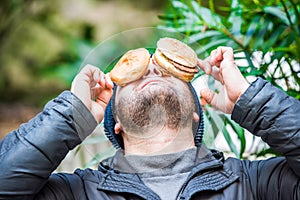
114,60 -> 196,140
104,64 -> 204,153
104,38 -> 204,154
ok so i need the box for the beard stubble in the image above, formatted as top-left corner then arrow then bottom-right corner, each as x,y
115,84 -> 195,136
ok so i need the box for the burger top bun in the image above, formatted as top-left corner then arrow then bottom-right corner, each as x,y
109,48 -> 150,86
157,38 -> 198,68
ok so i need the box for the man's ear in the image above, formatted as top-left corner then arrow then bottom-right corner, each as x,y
193,112 -> 199,123
114,122 -> 123,135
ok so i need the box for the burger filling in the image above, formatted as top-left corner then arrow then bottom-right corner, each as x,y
167,59 -> 198,74
157,50 -> 198,74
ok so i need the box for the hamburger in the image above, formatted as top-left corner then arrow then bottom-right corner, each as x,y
109,38 -> 199,85
109,48 -> 150,86
153,37 -> 198,82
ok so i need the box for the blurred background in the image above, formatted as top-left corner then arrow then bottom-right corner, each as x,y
1,0 -> 299,171
0,0 -> 167,137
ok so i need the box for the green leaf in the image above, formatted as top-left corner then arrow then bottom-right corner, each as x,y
252,18 -> 272,50
244,15 -> 261,47
279,30 -> 297,48
196,38 -> 230,55
263,6 -> 290,25
202,112 -> 217,148
191,1 -> 223,29
228,0 -> 243,38
206,107 -> 239,157
158,14 -> 182,21
188,30 -> 222,44
256,148 -> 281,157
287,89 -> 300,100
222,124 -> 239,158
264,25 -> 285,49
172,0 -> 190,11
181,10 -> 201,22
225,115 -> 246,158
205,113 -> 219,136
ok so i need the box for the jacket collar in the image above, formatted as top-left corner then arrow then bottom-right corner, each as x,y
97,165 -> 159,199
97,145 -> 239,199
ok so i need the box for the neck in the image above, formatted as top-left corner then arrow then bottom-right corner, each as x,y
122,126 -> 195,155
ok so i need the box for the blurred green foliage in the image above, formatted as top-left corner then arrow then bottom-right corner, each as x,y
0,0 -> 86,105
160,0 -> 300,96
159,0 -> 299,158
0,0 -> 167,106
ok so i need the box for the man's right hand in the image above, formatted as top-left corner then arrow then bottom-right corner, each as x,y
197,47 -> 250,114
71,64 -> 114,123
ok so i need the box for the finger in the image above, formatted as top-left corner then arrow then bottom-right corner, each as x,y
200,97 -> 208,111
92,68 -> 101,83
197,58 -> 213,74
95,88 -> 113,108
211,66 -> 224,84
96,96 -> 109,107
217,46 -> 234,62
82,64 -> 106,89
200,88 -> 216,105
81,64 -> 99,77
92,82 -> 111,100
93,68 -> 105,87
105,73 -> 114,89
98,71 -> 106,88
209,49 -> 219,66
77,64 -> 102,87
93,84 -> 111,98
93,74 -> 113,98
210,47 -> 235,68
90,70 -> 101,88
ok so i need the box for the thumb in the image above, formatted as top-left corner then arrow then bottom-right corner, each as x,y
200,88 -> 215,105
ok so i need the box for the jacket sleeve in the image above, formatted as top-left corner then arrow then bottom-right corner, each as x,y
232,78 -> 300,176
231,78 -> 300,198
0,91 -> 97,199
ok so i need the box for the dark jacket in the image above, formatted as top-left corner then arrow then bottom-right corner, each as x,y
0,78 -> 299,200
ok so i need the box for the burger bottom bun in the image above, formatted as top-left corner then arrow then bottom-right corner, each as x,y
109,48 -> 150,86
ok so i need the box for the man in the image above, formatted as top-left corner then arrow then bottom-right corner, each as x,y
0,45 -> 299,200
